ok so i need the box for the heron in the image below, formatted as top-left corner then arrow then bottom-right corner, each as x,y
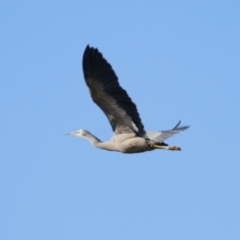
66,45 -> 189,153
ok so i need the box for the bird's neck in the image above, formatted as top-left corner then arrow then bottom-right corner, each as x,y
86,133 -> 101,145
86,133 -> 117,151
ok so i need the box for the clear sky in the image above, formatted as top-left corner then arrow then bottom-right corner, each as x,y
1,1 -> 240,239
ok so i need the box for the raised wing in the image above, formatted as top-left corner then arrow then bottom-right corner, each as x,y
82,45 -> 145,135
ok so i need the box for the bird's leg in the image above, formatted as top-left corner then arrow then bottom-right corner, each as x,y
150,144 -> 181,151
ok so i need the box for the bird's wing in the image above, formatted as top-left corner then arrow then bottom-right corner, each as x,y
146,121 -> 189,143
82,45 -> 145,135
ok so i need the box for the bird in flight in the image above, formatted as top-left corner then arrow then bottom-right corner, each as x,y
66,45 -> 189,153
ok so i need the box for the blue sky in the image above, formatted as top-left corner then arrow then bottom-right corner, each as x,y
1,1 -> 240,239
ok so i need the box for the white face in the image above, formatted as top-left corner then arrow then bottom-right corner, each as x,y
66,129 -> 89,138
75,129 -> 84,136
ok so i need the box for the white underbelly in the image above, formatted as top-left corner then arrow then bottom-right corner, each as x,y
118,137 -> 148,153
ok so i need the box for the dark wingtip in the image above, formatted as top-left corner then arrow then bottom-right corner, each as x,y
84,45 -> 98,53
83,45 -> 93,58
84,44 -> 91,56
83,45 -> 100,61
82,45 -> 103,79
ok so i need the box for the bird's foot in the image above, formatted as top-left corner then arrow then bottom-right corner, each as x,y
150,144 -> 181,151
168,146 -> 181,151
149,143 -> 181,151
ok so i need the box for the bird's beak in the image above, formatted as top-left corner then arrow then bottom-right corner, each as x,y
65,131 -> 76,136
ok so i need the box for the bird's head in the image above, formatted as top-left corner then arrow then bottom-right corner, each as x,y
65,129 -> 90,138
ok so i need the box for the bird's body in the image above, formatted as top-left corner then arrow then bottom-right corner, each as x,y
68,129 -> 150,153
66,45 -> 189,153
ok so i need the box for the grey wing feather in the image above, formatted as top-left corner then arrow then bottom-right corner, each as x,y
146,121 -> 189,143
82,45 -> 145,135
